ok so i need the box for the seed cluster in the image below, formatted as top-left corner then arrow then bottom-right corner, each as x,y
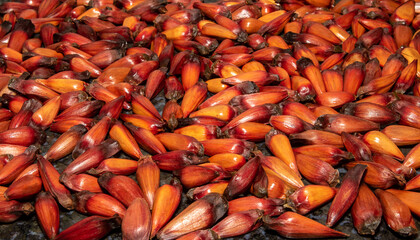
0,0 -> 419,239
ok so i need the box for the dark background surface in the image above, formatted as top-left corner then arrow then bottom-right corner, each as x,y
0,0 -> 419,239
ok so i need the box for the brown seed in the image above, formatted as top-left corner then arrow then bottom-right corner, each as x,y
156,132 -> 204,156
162,100 -> 183,129
72,116 -> 113,158
181,81 -> 207,118
44,124 -> 87,162
98,95 -> 125,119
341,132 -> 372,162
208,154 -> 245,172
109,120 -> 142,159
373,153 -> 416,180
295,154 -> 339,187
136,156 -> 160,209
351,184 -> 382,235
88,158 -> 137,176
280,101 -> 317,125
224,155 -> 260,200
145,67 -> 167,99
131,92 -> 162,120
150,179 -> 182,239
250,164 -> 268,198
55,100 -> 103,121
38,156 -> 74,210
357,72 -> 401,96
258,11 -> 294,35
364,59 -> 382,85
346,161 -> 405,189
266,129 -> 300,176
0,126 -> 39,147
187,181 -> 229,200
227,122 -> 271,142
375,189 -> 418,237
120,114 -> 165,134
297,57 -> 326,95
222,71 -> 279,87
63,173 -> 102,193
55,215 -> 122,240
4,175 -> 42,200
269,115 -> 312,135
98,172 -> 144,207
211,209 -> 263,238
177,116 -> 227,128
9,99 -> 41,129
0,145 -> 38,185
14,163 -> 39,182
327,164 -> 367,227
201,138 -> 255,158
386,189 -> 420,218
222,104 -> 279,132
230,91 -> 288,112
61,139 -> 120,178
363,130 -> 404,160
264,212 -> 348,238
289,130 -> 343,148
260,153 -> 303,189
403,142 -> 420,169
50,117 -> 94,134
181,54 -> 201,91
287,185 -> 336,215
176,165 -> 219,189
393,60 -> 417,94
8,19 -> 34,52
199,81 -> 258,110
175,124 -> 220,142
0,200 -> 34,223
190,104 -> 236,122
390,100 -> 420,129
122,198 -> 151,240
157,193 -> 228,240
176,230 -> 219,240
390,0 -> 415,25
315,114 -> 380,134
152,150 -> 206,171
75,191 -> 126,218
341,102 -> 399,125
35,79 -> 86,94
265,167 -> 294,200
164,76 -> 184,100
35,192 -> 59,240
